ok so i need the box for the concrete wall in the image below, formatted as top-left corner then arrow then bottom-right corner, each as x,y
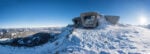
80,12 -> 100,28
72,12 -> 120,28
72,17 -> 82,27
105,15 -> 119,25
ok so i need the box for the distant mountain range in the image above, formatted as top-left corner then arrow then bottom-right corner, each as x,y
0,27 -> 63,39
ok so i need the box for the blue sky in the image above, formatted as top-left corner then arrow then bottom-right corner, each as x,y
0,0 -> 150,28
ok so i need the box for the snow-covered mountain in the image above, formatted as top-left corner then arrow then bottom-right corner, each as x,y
143,24 -> 150,29
0,24 -> 150,54
0,27 -> 62,38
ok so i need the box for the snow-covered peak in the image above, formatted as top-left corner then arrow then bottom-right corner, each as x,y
0,25 -> 150,54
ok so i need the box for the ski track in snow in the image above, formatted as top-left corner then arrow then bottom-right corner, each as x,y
0,25 -> 150,54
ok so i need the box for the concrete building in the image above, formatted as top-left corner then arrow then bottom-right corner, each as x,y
72,12 -> 119,28
105,15 -> 119,25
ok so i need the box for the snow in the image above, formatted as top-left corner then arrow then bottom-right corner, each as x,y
0,25 -> 150,54
68,25 -> 150,54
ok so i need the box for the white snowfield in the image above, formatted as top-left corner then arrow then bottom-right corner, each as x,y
68,25 -> 150,54
0,25 -> 150,54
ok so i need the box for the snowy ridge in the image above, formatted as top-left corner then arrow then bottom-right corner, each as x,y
0,25 -> 150,54
0,27 -> 73,54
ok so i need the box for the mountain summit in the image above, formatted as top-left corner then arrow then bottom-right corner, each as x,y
0,24 -> 150,54
0,12 -> 150,54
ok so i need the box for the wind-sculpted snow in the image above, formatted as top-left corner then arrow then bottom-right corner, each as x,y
0,25 -> 150,54
66,25 -> 150,54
